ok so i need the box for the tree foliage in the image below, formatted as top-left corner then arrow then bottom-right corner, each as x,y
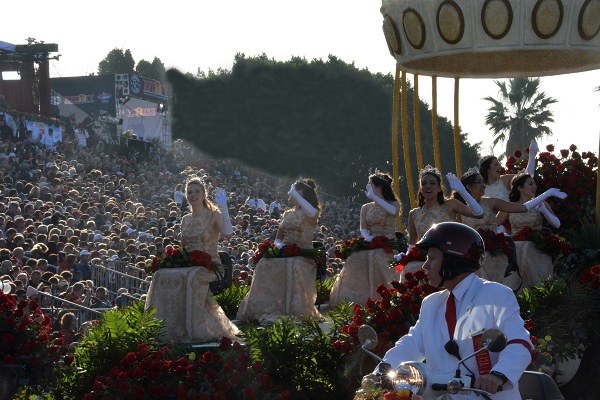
167,54 -> 480,206
483,78 -> 557,157
97,48 -> 135,76
136,56 -> 167,81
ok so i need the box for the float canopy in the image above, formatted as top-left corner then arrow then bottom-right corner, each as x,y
380,0 -> 600,78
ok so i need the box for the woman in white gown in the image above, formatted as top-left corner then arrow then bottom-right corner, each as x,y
479,139 -> 539,201
236,179 -> 322,322
401,166 -> 484,280
146,178 -> 240,342
453,168 -> 563,285
329,173 -> 400,305
496,173 -> 566,289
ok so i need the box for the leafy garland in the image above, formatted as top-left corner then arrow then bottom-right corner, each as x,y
250,239 -> 325,265
513,227 -> 571,260
477,228 -> 512,257
334,235 -> 407,261
145,246 -> 224,275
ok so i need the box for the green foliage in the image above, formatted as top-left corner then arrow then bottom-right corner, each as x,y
214,281 -> 250,319
558,218 -> 600,281
167,53 -> 480,207
484,77 -> 558,157
518,277 -> 599,369
136,56 -> 167,81
316,277 -> 335,305
97,48 -> 135,75
54,302 -> 164,399
245,316 -> 352,400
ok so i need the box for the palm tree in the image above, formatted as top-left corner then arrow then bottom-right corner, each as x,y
484,78 -> 557,157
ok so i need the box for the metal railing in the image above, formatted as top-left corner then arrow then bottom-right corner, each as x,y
36,291 -> 104,329
91,260 -> 150,297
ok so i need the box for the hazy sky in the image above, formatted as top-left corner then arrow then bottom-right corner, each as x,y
4,0 -> 599,155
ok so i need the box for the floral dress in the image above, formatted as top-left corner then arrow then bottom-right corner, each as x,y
460,197 -> 507,283
509,209 -> 553,289
329,202 -> 399,305
402,203 -> 453,280
146,209 -> 240,343
236,208 -> 321,322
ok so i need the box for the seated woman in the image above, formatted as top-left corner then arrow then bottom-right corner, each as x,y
400,166 -> 484,280
497,173 -> 566,289
146,178 -> 240,343
329,173 -> 400,305
453,168 -> 562,285
236,179 -> 322,322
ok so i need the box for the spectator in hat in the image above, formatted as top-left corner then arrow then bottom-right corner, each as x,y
75,250 -> 92,282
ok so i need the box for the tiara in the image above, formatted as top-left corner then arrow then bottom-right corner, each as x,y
479,155 -> 494,167
462,166 -> 480,179
419,165 -> 440,178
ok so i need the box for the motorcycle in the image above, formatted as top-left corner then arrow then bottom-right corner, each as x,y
356,324 -> 508,400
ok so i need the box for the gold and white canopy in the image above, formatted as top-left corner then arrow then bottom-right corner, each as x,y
381,0 -> 600,78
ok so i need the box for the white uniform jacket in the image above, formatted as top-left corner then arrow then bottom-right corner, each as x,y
381,274 -> 532,399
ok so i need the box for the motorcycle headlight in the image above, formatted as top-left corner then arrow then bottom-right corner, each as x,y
393,361 -> 429,394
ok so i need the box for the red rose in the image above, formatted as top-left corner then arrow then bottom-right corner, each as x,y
514,150 -> 522,158
219,336 -> 232,351
2,333 -> 15,345
569,144 -> 577,151
546,144 -> 554,152
243,387 -> 256,399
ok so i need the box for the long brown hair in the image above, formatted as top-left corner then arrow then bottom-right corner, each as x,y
294,178 -> 321,217
417,172 -> 445,207
508,174 -> 532,203
369,172 -> 400,203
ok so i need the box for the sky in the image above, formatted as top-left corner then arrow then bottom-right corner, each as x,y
4,0 -> 600,156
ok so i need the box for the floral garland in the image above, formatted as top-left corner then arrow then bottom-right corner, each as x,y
477,228 -> 512,257
354,385 -> 413,400
513,227 -> 571,260
145,246 -> 224,275
334,271 -> 440,359
390,246 -> 426,273
84,337 -> 286,400
334,235 -> 407,261
250,239 -> 324,265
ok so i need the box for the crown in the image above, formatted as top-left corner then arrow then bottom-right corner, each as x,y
479,155 -> 495,167
419,165 -> 440,178
462,166 -> 480,179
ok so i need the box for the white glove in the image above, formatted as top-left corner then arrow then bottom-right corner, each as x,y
215,187 -> 228,208
215,188 -> 233,235
524,188 -> 567,210
446,173 -> 483,216
365,183 -> 375,200
497,225 -> 510,236
361,229 -> 374,242
394,252 -> 406,261
274,239 -> 285,249
526,139 -> 539,176
365,183 -> 397,215
536,203 -> 561,228
288,184 -> 317,217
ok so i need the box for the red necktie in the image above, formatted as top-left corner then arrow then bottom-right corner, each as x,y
446,292 -> 457,339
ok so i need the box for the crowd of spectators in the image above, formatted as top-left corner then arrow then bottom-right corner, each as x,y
0,109 -> 363,345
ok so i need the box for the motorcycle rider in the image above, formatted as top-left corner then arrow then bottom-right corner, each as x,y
366,222 -> 533,399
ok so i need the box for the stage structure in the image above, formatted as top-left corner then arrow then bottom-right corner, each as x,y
379,0 -> 600,222
0,39 -> 59,116
50,73 -> 172,148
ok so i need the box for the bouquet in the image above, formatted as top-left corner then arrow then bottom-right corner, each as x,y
250,239 -> 324,265
335,271 -> 440,358
477,228 -> 512,257
513,227 -> 571,260
334,235 -> 407,261
0,292 -> 64,391
145,246 -> 224,275
390,246 -> 426,274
